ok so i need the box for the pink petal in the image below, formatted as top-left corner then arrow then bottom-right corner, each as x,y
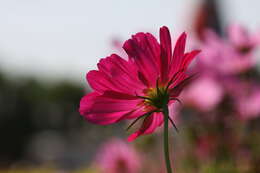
159,26 -> 172,82
87,70 -> 115,93
87,54 -> 145,95
170,32 -> 187,76
123,33 -> 160,87
79,92 -> 100,115
127,112 -> 164,142
169,74 -> 196,98
181,50 -> 201,71
146,33 -> 161,66
168,71 -> 188,89
99,54 -> 145,92
123,106 -> 147,120
98,54 -> 137,80
87,111 -> 133,125
79,91 -> 144,125
228,24 -> 251,46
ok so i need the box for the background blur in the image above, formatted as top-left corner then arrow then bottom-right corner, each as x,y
1,0 -> 260,172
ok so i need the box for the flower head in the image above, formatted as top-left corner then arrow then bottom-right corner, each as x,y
228,24 -> 258,53
95,139 -> 141,173
198,25 -> 259,75
181,74 -> 223,112
79,26 -> 200,141
234,84 -> 260,120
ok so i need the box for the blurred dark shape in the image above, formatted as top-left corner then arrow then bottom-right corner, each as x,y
0,71 -> 128,170
194,0 -> 223,40
0,71 -> 84,167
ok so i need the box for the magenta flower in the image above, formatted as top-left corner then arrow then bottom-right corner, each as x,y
79,26 -> 199,141
95,139 -> 141,173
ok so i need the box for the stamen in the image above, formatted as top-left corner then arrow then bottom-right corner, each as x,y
136,95 -> 153,101
135,92 -> 154,102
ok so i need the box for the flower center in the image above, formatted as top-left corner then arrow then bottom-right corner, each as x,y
237,45 -> 253,54
143,86 -> 170,109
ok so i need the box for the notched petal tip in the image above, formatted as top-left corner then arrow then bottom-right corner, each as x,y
86,70 -> 98,81
159,26 -> 171,42
160,26 -> 172,82
160,26 -> 170,32
122,39 -> 134,56
79,92 -> 99,116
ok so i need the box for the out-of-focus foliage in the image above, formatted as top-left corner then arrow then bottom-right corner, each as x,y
0,72 -> 83,165
0,71 -> 129,171
172,23 -> 260,173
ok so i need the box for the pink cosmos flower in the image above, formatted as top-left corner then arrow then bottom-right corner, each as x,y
224,80 -> 260,120
79,26 -> 200,141
95,139 -> 141,173
236,87 -> 260,120
181,74 -> 223,112
198,25 -> 259,75
228,24 -> 259,52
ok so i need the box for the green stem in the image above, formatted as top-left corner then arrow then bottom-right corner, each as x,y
163,104 -> 173,173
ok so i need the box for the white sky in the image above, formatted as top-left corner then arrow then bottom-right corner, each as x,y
0,0 -> 259,84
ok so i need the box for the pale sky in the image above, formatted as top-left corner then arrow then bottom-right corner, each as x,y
0,0 -> 259,84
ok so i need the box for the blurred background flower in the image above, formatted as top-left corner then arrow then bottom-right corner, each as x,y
94,139 -> 141,173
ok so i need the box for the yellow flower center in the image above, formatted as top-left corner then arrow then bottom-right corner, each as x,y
143,86 -> 169,109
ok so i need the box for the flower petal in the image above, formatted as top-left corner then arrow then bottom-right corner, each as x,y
87,54 -> 145,94
169,32 -> 187,76
79,92 -> 100,115
127,112 -> 164,142
169,74 -> 197,97
159,26 -> 172,82
79,91 -> 144,125
228,24 -> 251,47
181,50 -> 201,70
146,33 -> 161,66
100,54 -> 145,92
123,33 -> 160,86
87,70 -> 115,93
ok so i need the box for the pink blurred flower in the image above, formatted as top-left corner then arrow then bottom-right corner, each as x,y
181,74 -> 223,112
198,25 -> 259,74
95,139 -> 141,173
236,87 -> 260,120
79,26 -> 200,141
226,80 -> 260,120
228,24 -> 259,52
